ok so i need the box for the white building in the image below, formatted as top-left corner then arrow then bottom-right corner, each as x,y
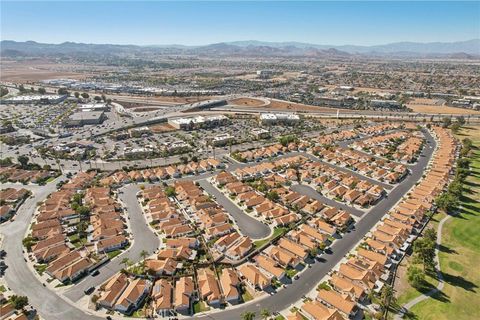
251,128 -> 270,139
212,133 -> 234,146
168,115 -> 228,130
259,113 -> 300,125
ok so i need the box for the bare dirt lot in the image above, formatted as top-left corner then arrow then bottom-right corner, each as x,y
267,99 -> 337,113
149,123 -> 177,133
229,97 -> 268,107
407,98 -> 480,114
0,59 -> 91,82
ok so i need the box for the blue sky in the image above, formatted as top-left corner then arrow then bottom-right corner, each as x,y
1,1 -> 479,46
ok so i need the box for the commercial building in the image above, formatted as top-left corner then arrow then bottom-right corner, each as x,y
168,115 -> 229,130
251,128 -> 270,139
369,99 -> 401,109
65,111 -> 106,127
259,113 -> 300,125
78,103 -> 110,112
1,94 -> 67,105
212,133 -> 234,146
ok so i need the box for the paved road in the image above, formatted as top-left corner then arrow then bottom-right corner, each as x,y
291,184 -> 365,218
198,179 -> 271,239
191,129 -> 436,320
63,183 -> 160,302
0,176 -> 106,320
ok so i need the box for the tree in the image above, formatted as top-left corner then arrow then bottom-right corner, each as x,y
451,123 -> 460,134
241,311 -> 256,320
81,92 -> 89,99
38,87 -> 46,94
456,115 -> 466,126
9,295 -> 29,310
0,86 -> 9,97
435,192 -> 459,213
441,116 -> 452,128
101,94 -> 107,102
121,257 -> 132,269
379,284 -> 395,310
18,84 -> 26,93
414,238 -> 436,271
260,308 -> 271,320
94,95 -> 102,102
165,186 -> 176,197
17,155 -> 29,169
407,265 -> 425,289
266,190 -> 279,201
74,92 -> 80,98
58,88 -> 69,95
22,236 -> 36,251
424,228 -> 437,243
140,249 -> 149,260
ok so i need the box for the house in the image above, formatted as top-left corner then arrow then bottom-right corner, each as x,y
145,258 -> 178,276
98,273 -> 129,309
153,279 -> 174,317
238,264 -> 270,291
114,278 -> 151,314
317,289 -> 358,318
219,269 -> 241,303
269,246 -> 302,268
278,238 -> 308,260
96,235 -> 128,253
197,268 -> 222,307
174,277 -> 195,315
329,273 -> 366,301
300,300 -> 344,320
256,255 -> 286,280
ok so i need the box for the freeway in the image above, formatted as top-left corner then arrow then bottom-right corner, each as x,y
198,179 -> 271,239
64,184 -> 160,302
192,128 -> 436,320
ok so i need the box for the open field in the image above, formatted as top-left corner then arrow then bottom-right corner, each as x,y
0,59 -> 93,82
266,99 -> 337,112
149,123 -> 177,133
407,98 -> 480,114
229,97 -> 268,107
397,125 -> 480,320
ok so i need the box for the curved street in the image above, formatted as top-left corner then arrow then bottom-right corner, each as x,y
198,179 -> 271,239
64,183 -> 160,302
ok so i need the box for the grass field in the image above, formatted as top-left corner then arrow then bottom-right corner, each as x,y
229,97 -> 268,107
397,125 -> 480,320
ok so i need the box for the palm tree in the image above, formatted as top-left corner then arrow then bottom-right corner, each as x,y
121,257 -> 132,269
260,308 -> 271,320
241,311 -> 256,320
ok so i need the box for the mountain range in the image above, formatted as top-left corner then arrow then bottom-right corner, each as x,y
1,39 -> 479,58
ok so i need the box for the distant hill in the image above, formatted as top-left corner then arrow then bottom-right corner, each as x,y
1,39 -> 479,58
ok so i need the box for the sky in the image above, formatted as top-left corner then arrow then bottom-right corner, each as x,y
1,1 -> 479,46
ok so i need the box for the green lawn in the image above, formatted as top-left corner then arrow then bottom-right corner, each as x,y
402,128 -> 480,320
107,250 -> 122,259
0,285 -> 6,292
193,301 -> 210,313
242,290 -> 253,302
253,227 -> 286,249
394,212 -> 444,308
34,264 -> 48,275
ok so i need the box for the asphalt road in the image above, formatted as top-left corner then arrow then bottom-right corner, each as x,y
291,184 -> 365,218
191,129 -> 436,320
198,179 -> 271,239
63,183 -> 160,302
